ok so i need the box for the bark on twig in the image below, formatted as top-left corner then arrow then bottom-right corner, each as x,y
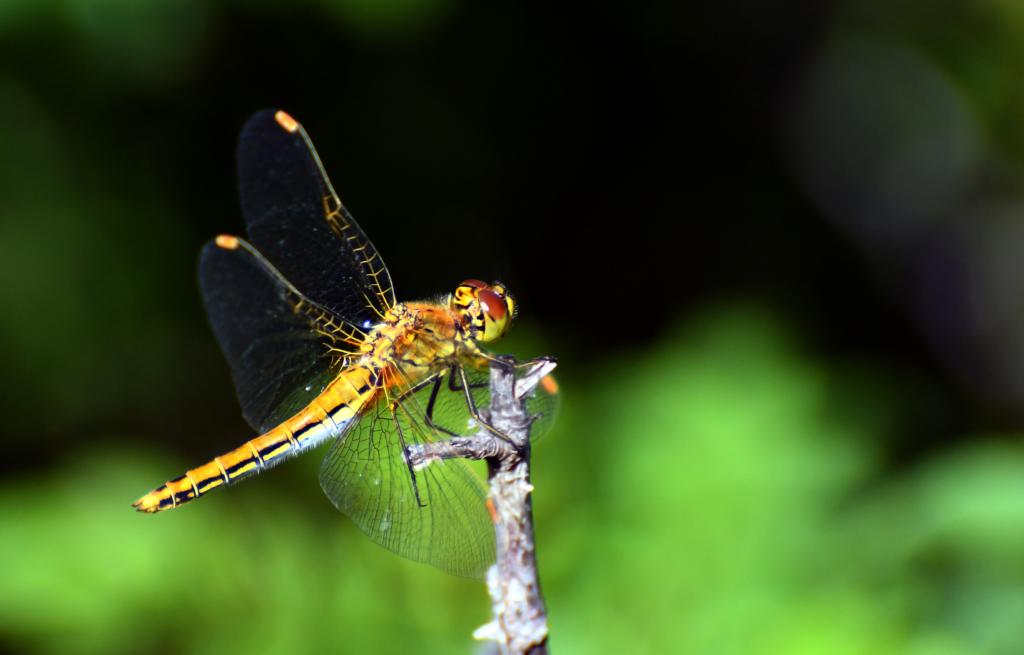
406,355 -> 556,655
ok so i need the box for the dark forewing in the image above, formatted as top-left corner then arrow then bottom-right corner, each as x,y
237,109 -> 395,329
199,239 -> 347,433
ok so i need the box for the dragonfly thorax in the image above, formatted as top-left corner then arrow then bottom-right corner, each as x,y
450,280 -> 515,343
363,302 -> 463,370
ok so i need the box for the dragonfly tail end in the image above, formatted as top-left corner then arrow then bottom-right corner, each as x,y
132,485 -> 172,513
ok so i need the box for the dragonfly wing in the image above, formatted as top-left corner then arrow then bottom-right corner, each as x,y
521,368 -> 560,443
318,371 -> 495,580
237,109 -> 396,329
199,239 -> 346,433
427,359 -> 560,443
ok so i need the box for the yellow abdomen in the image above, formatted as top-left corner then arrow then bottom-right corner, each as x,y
133,365 -> 377,513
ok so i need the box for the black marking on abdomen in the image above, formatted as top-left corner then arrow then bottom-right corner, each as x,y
196,476 -> 222,493
293,421 -> 321,442
259,442 -> 290,459
224,457 -> 257,477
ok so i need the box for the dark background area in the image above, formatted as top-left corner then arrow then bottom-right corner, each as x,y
0,0 -> 976,463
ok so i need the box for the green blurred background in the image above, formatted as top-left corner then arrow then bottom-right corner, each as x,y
5,0 -> 1024,653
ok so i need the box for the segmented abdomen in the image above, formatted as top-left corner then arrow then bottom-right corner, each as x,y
133,365 -> 378,513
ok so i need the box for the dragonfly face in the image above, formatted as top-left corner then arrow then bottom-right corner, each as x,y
134,110 -> 557,580
451,279 -> 516,343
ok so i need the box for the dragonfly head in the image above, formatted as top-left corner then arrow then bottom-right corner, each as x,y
451,279 -> 516,343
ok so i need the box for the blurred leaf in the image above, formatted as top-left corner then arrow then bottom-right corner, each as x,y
5,302 -> 1024,653
63,0 -> 212,87
322,0 -> 458,40
0,448 -> 486,654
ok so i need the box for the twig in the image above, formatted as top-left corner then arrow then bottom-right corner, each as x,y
406,355 -> 556,655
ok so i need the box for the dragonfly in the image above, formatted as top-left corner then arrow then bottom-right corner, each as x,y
134,109 -> 557,579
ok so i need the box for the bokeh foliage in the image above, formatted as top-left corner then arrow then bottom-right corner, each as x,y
4,307 -> 1024,653
4,0 -> 1024,653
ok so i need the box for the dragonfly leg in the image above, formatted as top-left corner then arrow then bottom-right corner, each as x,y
457,364 -> 514,444
389,370 -> 443,404
390,370 -> 454,436
476,351 -> 557,373
389,369 -> 482,440
421,375 -> 463,439
390,401 -> 426,509
387,370 -> 449,509
446,367 -> 489,393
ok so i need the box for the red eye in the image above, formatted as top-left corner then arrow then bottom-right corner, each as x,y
461,279 -> 488,289
478,289 -> 506,320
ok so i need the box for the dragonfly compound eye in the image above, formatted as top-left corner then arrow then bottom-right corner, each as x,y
477,289 -> 508,342
452,280 -> 514,343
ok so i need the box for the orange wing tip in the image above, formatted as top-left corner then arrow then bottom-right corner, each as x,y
275,110 -> 299,133
215,234 -> 239,250
486,497 -> 499,523
540,374 -> 558,394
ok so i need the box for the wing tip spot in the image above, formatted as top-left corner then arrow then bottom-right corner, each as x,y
275,110 -> 299,133
215,235 -> 239,250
